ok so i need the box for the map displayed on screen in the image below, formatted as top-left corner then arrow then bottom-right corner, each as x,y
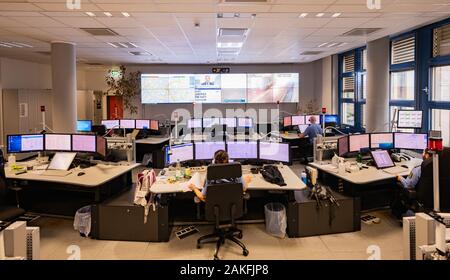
141,73 -> 299,104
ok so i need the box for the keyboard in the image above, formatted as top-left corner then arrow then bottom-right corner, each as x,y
41,170 -> 72,177
383,166 -> 408,174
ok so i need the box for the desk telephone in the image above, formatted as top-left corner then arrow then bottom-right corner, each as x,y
391,153 -> 411,163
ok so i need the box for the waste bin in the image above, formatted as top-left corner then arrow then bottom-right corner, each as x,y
264,203 -> 287,238
74,206 -> 91,237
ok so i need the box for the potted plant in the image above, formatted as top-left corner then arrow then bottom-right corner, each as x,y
105,65 -> 141,115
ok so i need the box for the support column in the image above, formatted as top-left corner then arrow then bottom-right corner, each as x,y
51,42 -> 77,133
366,37 -> 390,133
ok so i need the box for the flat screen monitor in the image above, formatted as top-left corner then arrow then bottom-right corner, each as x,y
47,152 -> 77,171
7,134 -> 44,154
298,124 -> 309,133
370,150 -> 395,169
323,115 -> 339,125
150,120 -> 159,131
259,142 -> 290,163
194,142 -> 226,160
166,143 -> 194,165
238,117 -> 253,128
338,136 -> 349,157
120,119 -> 135,129
101,120 -> 119,130
227,141 -> 258,160
72,135 -> 96,153
370,133 -> 394,149
220,118 -> 236,128
45,134 -> 71,151
397,110 -> 423,129
394,133 -> 428,150
76,120 -> 92,132
349,134 -> 370,153
203,118 -> 220,128
96,136 -> 107,157
283,116 -> 292,127
188,119 -> 202,129
292,115 -> 305,126
306,115 -> 321,125
135,120 -> 150,130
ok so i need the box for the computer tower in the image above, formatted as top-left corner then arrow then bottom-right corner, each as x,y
402,216 -> 416,260
26,227 -> 40,260
4,221 -> 27,259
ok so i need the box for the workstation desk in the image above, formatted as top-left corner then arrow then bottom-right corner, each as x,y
309,157 -> 423,210
134,136 -> 170,168
5,160 -> 140,216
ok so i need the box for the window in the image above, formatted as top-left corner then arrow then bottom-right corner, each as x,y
362,104 -> 367,128
343,54 -> 355,73
433,23 -> 450,58
391,36 -> 416,65
362,49 -> 367,71
343,77 -> 355,99
390,70 -> 415,101
432,109 -> 450,146
342,103 -> 355,126
432,65 -> 450,101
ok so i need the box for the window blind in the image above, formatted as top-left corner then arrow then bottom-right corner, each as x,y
391,36 -> 415,65
433,23 -> 450,58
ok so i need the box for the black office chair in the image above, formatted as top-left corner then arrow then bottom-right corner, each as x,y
0,150 -> 25,222
197,162 -> 249,260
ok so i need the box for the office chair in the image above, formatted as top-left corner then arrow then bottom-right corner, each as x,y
0,150 -> 25,221
197,162 -> 249,260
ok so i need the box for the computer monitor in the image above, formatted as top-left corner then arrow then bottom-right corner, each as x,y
220,118 -> 236,128
237,117 -> 253,128
292,115 -> 305,126
397,110 -> 423,129
188,118 -> 202,129
298,124 -> 309,133
150,120 -> 159,131
370,150 -> 395,169
203,118 -> 220,128
135,120 -> 150,130
7,134 -> 44,154
194,142 -> 226,160
227,142 -> 258,160
47,152 -> 77,171
76,120 -> 92,132
338,136 -> 349,157
259,142 -> 290,163
283,116 -> 292,127
101,120 -> 119,130
96,136 -> 107,157
119,119 -> 135,129
370,133 -> 394,149
72,135 -> 96,153
306,115 -> 321,125
323,115 -> 339,125
394,133 -> 428,150
166,143 -> 194,165
349,134 -> 370,153
45,134 -> 72,151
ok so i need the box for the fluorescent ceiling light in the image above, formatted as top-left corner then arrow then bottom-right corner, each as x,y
0,43 -> 13,48
107,42 -> 118,48
332,13 -> 341,18
316,13 -> 325,17
129,42 -> 139,48
317,42 -> 329,48
299,13 -> 308,18
122,12 -> 130,17
217,42 -> 243,48
104,12 -> 113,17
85,12 -> 96,17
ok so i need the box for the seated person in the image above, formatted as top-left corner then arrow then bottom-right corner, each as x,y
396,149 -> 432,189
298,115 -> 323,163
189,150 -> 252,203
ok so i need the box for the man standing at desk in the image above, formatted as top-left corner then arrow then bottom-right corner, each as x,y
298,116 -> 323,164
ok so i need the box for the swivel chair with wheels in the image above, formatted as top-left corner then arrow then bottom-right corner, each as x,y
0,150 -> 25,222
196,162 -> 249,260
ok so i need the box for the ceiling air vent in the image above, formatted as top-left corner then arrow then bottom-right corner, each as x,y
221,0 -> 270,3
300,51 -> 323,56
342,28 -> 382,36
218,28 -> 248,37
129,51 -> 151,56
80,28 -> 119,36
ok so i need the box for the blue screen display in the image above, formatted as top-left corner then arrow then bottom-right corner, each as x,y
77,120 -> 92,132
8,135 -> 22,153
323,115 -> 339,124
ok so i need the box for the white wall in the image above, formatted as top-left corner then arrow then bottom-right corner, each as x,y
0,58 -> 52,90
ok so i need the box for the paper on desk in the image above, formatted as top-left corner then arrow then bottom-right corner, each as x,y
181,172 -> 203,192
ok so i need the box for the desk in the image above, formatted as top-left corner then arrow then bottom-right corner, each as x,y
5,161 -> 140,216
179,132 -> 265,143
134,136 -> 170,168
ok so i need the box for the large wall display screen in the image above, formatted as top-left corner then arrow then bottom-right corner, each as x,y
141,73 -> 299,104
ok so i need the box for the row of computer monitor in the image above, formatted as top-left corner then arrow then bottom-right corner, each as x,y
166,141 -> 290,165
283,114 -> 339,127
100,119 -> 159,130
337,132 -> 428,157
7,133 -> 107,157
187,117 -> 253,129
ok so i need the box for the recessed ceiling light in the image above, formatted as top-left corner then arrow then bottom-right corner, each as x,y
104,12 -> 112,17
107,42 -> 118,48
122,12 -> 130,17
317,42 -> 329,48
332,13 -> 341,18
217,42 -> 243,48
299,13 -> 308,18
316,13 -> 325,17
234,13 -> 240,18
85,12 -> 96,17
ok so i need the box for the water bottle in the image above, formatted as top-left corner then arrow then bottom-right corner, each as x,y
175,159 -> 181,180
301,171 -> 307,185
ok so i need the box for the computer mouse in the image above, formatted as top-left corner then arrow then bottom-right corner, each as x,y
77,172 -> 86,176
